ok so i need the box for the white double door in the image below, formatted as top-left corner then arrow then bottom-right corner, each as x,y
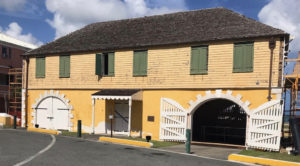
114,102 -> 129,132
36,97 -> 69,130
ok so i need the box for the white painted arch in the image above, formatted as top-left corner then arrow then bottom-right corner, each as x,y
187,89 -> 251,116
186,89 -> 251,146
31,90 -> 73,131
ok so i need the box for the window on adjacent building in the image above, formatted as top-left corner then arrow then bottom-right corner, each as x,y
95,52 -> 115,76
36,56 -> 45,78
0,74 -> 9,85
2,47 -> 12,59
133,50 -> 147,76
233,42 -> 254,73
2,47 -> 7,58
59,55 -> 70,78
190,46 -> 208,74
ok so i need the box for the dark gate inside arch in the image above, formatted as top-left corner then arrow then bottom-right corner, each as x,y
192,99 -> 247,145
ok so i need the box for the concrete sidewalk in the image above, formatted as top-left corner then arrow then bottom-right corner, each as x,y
159,144 -> 242,160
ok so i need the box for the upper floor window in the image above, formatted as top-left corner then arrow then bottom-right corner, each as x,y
0,74 -> 9,85
95,52 -> 115,76
233,42 -> 254,73
59,55 -> 70,78
133,50 -> 147,76
190,46 -> 208,75
36,56 -> 45,78
2,47 -> 11,59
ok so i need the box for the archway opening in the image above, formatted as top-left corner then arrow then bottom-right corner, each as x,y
192,99 -> 246,145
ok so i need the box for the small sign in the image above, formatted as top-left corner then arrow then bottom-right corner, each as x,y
109,115 -> 114,119
148,116 -> 154,122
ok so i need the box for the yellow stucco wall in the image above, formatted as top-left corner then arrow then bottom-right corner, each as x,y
26,38 -> 282,90
27,88 -> 277,140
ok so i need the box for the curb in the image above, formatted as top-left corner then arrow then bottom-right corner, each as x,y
99,137 -> 153,148
228,154 -> 300,166
27,128 -> 61,135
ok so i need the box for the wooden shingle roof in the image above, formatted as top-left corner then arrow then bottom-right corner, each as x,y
25,7 -> 287,56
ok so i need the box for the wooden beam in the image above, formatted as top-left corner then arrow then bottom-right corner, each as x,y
285,59 -> 300,62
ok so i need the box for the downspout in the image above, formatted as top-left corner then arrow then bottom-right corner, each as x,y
268,38 -> 276,101
25,57 -> 29,128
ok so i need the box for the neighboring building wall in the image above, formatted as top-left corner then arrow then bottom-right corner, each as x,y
26,38 -> 282,90
0,44 -> 26,113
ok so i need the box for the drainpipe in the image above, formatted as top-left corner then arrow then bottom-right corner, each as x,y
25,57 -> 29,128
268,38 -> 276,101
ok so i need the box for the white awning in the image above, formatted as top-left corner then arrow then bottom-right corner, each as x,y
91,89 -> 142,101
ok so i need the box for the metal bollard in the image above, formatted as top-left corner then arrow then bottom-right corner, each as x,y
186,129 -> 191,154
13,115 -> 17,129
77,120 -> 82,137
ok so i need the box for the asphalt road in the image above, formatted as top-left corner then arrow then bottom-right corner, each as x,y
0,129 -> 247,166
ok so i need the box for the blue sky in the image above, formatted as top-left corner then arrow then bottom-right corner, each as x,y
0,0 -> 299,64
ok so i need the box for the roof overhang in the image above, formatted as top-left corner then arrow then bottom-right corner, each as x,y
91,89 -> 142,101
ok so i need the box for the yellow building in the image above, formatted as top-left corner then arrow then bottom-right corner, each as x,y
22,8 -> 290,151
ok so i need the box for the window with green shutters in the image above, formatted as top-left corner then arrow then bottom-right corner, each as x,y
95,53 -> 114,76
59,55 -> 70,78
233,42 -> 254,73
190,46 -> 208,74
133,50 -> 147,76
36,56 -> 45,78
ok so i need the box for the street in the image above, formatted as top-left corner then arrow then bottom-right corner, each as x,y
0,129 -> 246,166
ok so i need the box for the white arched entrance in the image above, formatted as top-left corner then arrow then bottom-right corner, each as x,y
187,90 -> 251,145
31,90 -> 73,131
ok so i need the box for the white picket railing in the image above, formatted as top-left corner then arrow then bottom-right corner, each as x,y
247,100 -> 284,151
160,98 -> 187,141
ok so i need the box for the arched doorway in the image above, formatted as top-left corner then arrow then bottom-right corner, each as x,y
36,96 -> 69,130
192,99 -> 247,145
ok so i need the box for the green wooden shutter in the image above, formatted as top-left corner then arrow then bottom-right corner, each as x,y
233,43 -> 253,73
244,43 -> 253,72
36,57 -> 45,78
40,57 -> 45,77
190,47 -> 199,74
95,53 -> 102,75
140,51 -> 147,75
190,46 -> 208,74
133,51 -> 140,76
59,55 -> 70,77
65,56 -> 70,77
59,56 -> 64,77
108,53 -> 114,76
133,51 -> 147,76
233,44 -> 243,72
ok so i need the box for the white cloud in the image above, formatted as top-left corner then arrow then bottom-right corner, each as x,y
0,22 -> 43,46
45,0 -> 186,39
0,0 -> 26,12
258,0 -> 300,52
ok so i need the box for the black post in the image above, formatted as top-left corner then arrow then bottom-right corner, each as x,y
77,120 -> 82,137
13,115 -> 17,129
186,129 -> 191,154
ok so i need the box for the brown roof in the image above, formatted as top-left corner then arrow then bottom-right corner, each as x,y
25,7 -> 288,56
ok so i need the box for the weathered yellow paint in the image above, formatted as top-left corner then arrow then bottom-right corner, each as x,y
228,154 -> 300,166
27,127 -> 61,135
99,137 -> 153,148
27,88 -> 277,140
26,39 -> 282,90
